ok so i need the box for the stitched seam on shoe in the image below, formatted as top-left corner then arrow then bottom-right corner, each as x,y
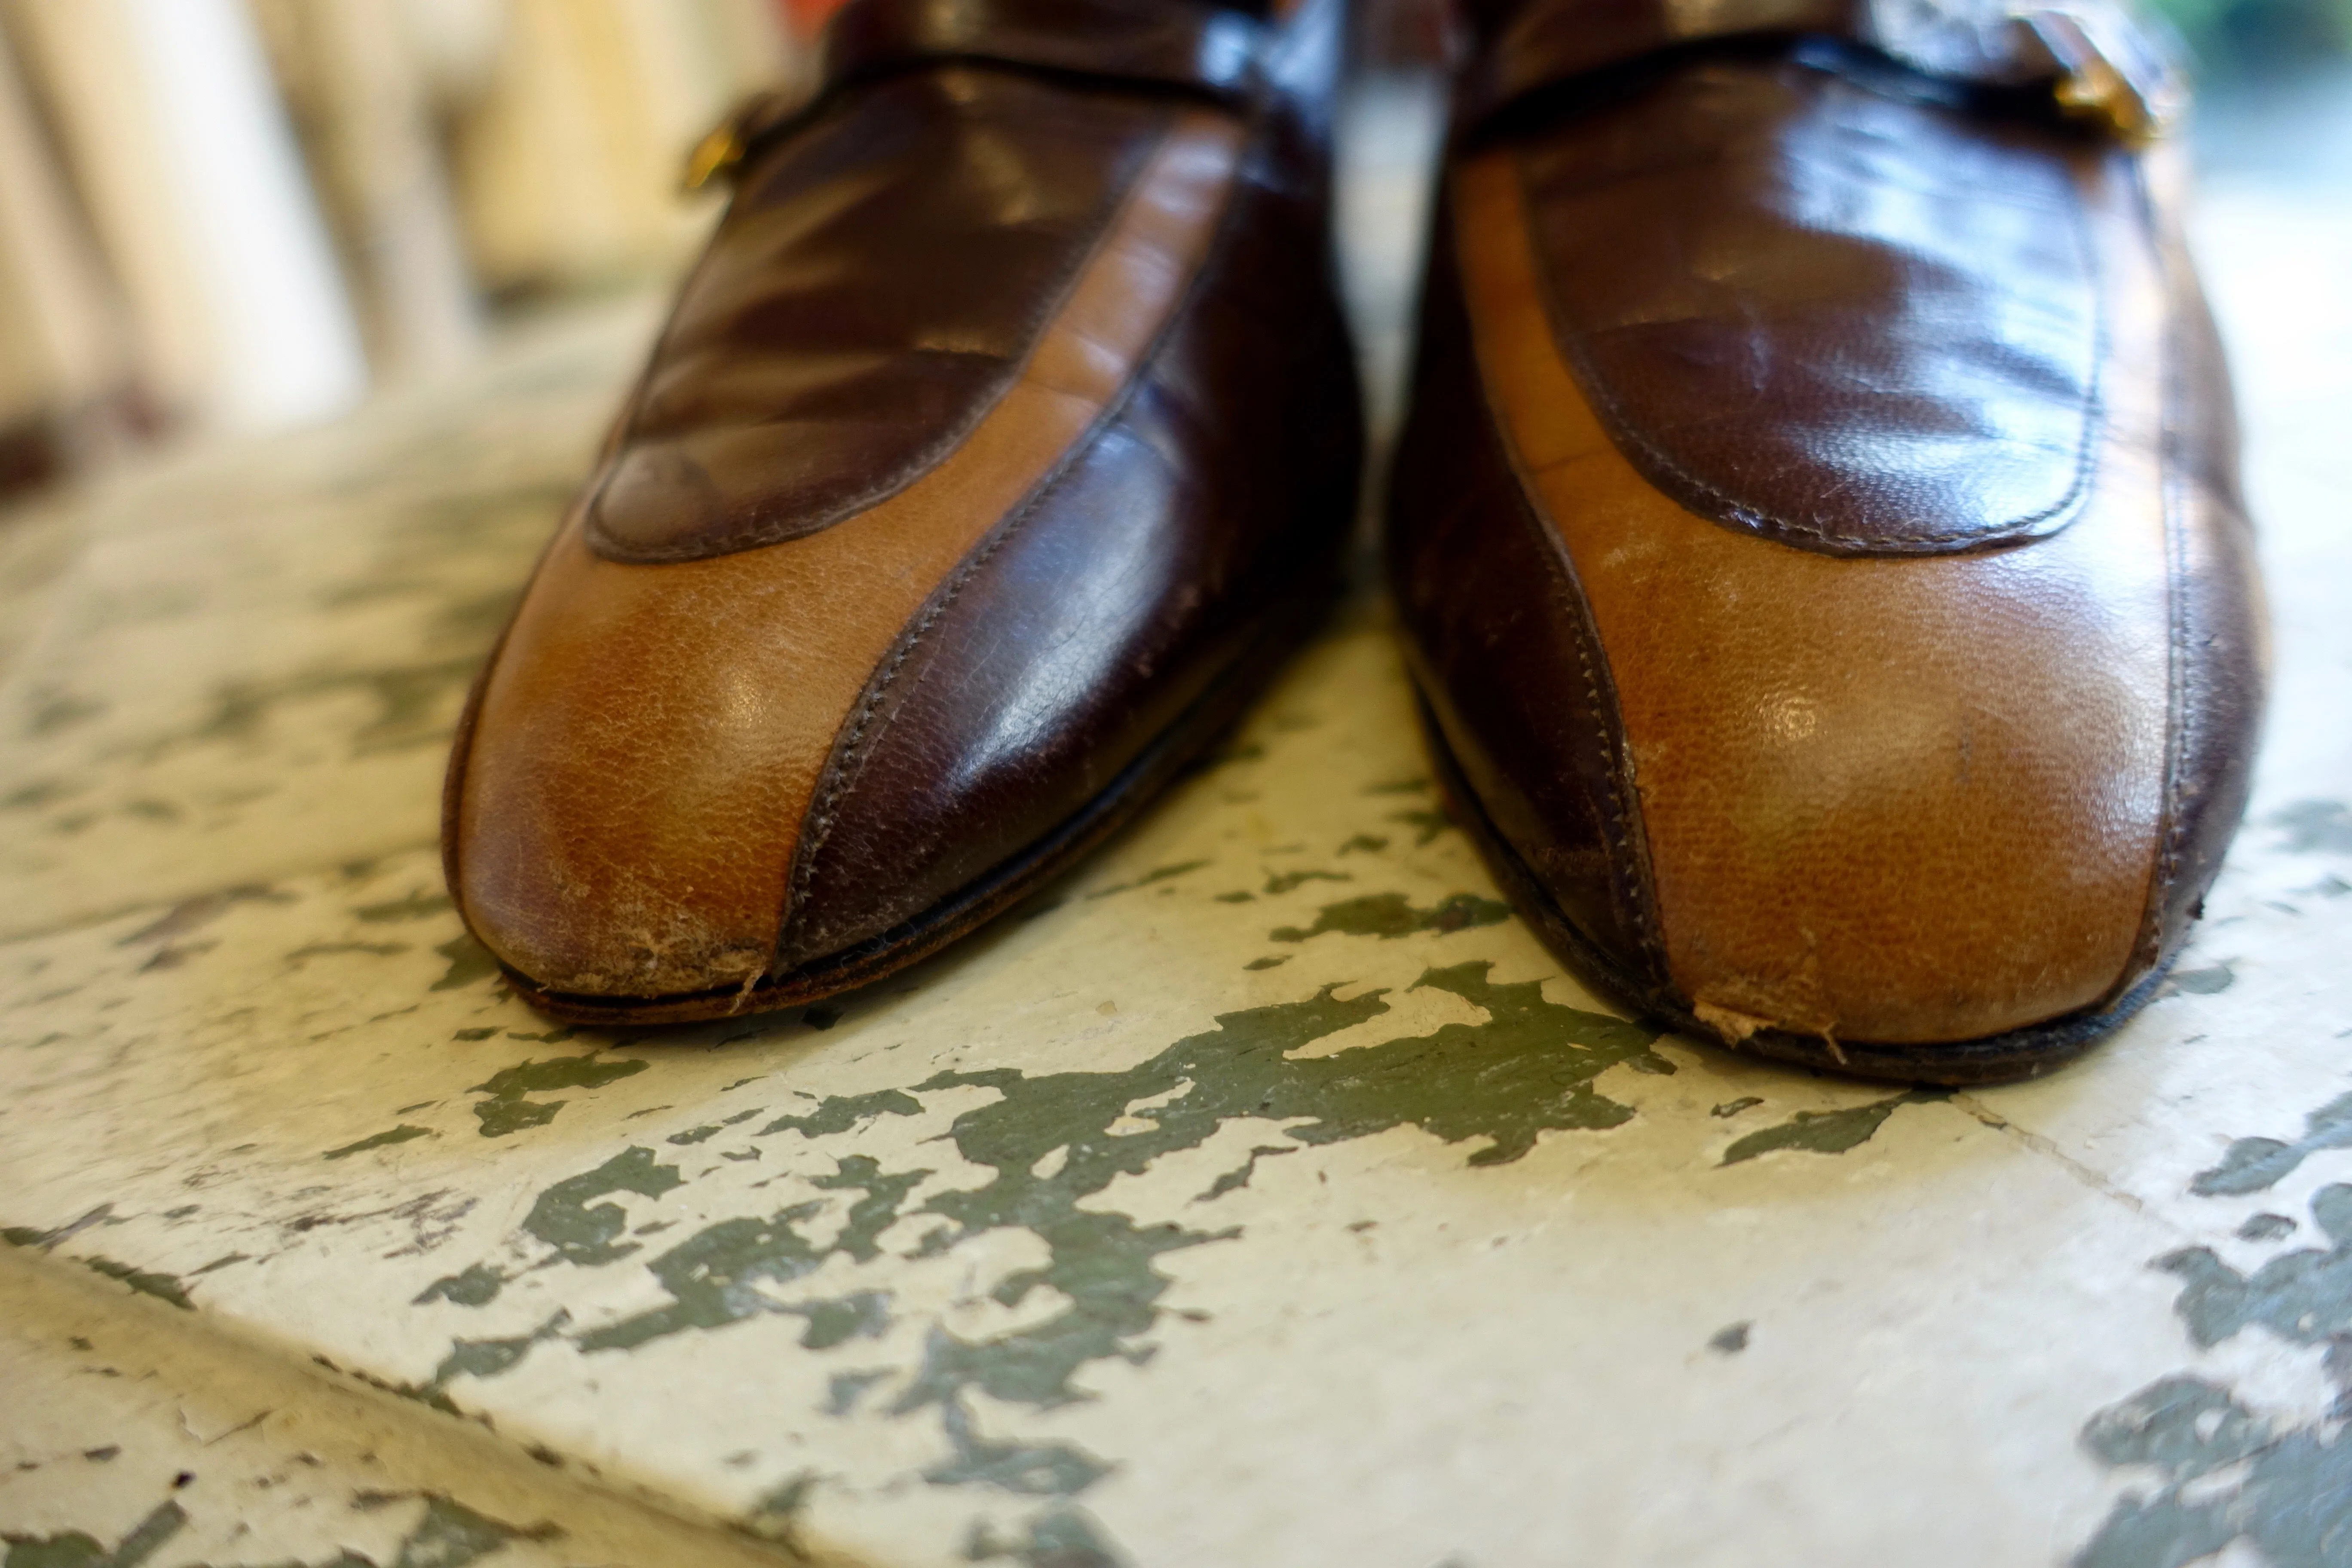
783,468 -> 1059,951
1455,195 -> 1669,977
586,92 -> 1173,566
2135,154 -> 2196,984
772,97 -> 1266,969
1513,135 -> 2109,554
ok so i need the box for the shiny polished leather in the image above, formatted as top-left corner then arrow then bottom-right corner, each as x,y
591,73 -> 1170,563
1454,0 -> 2183,129
1520,58 -> 2104,556
824,0 -> 1270,104
1390,6 -> 2265,1078
445,0 -> 1360,1017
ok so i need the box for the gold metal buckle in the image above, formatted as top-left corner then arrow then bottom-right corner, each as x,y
682,89 -> 802,193
2017,8 -> 2186,145
681,122 -> 747,194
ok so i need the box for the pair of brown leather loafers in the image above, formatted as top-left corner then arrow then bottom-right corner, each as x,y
443,0 -> 2266,1084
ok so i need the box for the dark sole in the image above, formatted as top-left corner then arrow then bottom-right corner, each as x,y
505,579 -> 1342,1026
1412,690 -> 2173,1086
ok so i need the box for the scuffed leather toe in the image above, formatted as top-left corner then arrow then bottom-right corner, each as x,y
444,0 -> 1361,1017
1391,12 -> 2266,1076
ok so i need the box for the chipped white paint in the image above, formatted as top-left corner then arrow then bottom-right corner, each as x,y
2,97 -> 2350,1568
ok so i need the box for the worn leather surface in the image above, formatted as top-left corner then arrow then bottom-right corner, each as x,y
588,70 -> 1168,564
447,0 -> 1359,1002
1390,35 -> 2265,1051
1516,57 -> 2104,557
777,83 -> 1357,967
2130,143 -> 2269,983
825,0 -> 1270,105
1388,191 -> 1664,993
1453,0 -> 2156,128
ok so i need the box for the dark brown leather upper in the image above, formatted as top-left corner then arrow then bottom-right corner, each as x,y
1517,58 -> 2104,556
1455,0 -> 2180,129
1390,9 -> 2265,1054
1391,190 -> 1667,995
446,0 -> 1360,1002
589,73 -> 1170,563
825,0 -> 1270,104
775,80 -> 1357,967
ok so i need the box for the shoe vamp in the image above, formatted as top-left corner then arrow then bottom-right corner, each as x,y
590,67 -> 1173,564
1516,57 -> 2104,558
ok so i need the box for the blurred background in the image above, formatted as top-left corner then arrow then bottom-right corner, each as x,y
0,0 -> 2343,510
0,0 -> 809,501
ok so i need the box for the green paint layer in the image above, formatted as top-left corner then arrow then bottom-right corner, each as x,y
4,1502 -> 183,1568
521,1146 -> 683,1265
1086,861 -> 1210,899
2190,1089 -> 2352,1196
414,1262 -> 504,1308
427,934 -> 499,993
967,1506 -> 1128,1568
324,1125 -> 433,1161
433,1313 -> 571,1387
354,891 -> 454,923
2160,1183 -> 2352,1348
2075,1376 -> 2352,1568
2075,1181 -> 2352,1564
82,1256 -> 192,1310
1270,891 -> 1508,943
759,1088 -> 921,1139
1719,1090 -> 1942,1166
429,967 -> 1662,1502
469,1055 -> 647,1137
2272,798 -> 2352,853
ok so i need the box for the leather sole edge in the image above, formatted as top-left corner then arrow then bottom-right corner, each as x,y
499,574 -> 1344,1026
1412,685 -> 2176,1087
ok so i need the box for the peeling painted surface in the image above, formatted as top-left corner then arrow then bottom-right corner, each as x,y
469,1056 -> 648,1137
0,171 -> 2348,1567
1269,891 -> 1509,943
0,1252 -> 798,1568
1718,1090 -> 1945,1167
2190,1090 -> 2352,1196
2,1493 -> 546,1568
385,963 -> 1667,1502
2074,1155 -> 2352,1566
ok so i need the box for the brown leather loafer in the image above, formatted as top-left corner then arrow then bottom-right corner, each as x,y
444,0 -> 1360,1023
1390,0 -> 2266,1082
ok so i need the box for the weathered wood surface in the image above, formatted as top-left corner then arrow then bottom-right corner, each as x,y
3,89 -> 2350,1568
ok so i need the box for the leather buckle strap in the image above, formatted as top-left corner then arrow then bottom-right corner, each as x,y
2014,6 -> 2187,142
824,0 -> 1266,101
684,0 -> 1266,192
1456,0 -> 2187,143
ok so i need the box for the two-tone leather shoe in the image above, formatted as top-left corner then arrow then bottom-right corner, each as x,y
444,0 -> 1361,1023
1389,0 -> 2266,1081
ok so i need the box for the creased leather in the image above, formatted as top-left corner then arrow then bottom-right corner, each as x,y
1455,0 -> 2171,129
824,0 -> 1268,104
452,110 -> 1247,998
588,70 -> 1168,563
1440,132 -> 2177,1046
1516,57 -> 2104,557
1395,11 -> 2260,1056
1388,189 -> 1664,992
775,78 -> 1358,968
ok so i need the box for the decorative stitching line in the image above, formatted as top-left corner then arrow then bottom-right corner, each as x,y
771,101 -> 1268,971
2136,153 -> 2196,980
1455,197 -> 1669,973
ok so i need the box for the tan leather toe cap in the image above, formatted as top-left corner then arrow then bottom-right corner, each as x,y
1422,134 -> 2195,1048
447,523 -> 817,999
